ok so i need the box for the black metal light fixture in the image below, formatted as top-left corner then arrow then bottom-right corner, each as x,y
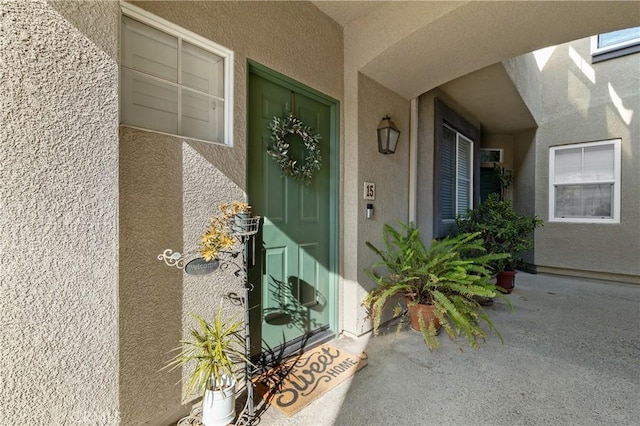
377,115 -> 400,154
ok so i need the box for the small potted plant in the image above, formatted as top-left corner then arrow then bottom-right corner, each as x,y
364,222 -> 510,350
456,193 -> 543,293
166,303 -> 249,426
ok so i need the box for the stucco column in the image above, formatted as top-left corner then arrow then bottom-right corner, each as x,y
0,0 -> 120,423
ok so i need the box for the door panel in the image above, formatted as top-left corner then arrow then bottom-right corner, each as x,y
480,167 -> 501,203
248,70 -> 335,358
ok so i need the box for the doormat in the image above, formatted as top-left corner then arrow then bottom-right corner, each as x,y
253,344 -> 367,417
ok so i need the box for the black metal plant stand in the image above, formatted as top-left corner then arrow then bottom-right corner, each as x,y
227,214 -> 261,425
158,213 -> 261,426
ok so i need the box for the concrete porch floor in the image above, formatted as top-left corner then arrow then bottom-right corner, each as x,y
253,273 -> 639,425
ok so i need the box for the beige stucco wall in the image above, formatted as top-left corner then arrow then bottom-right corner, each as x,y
4,1 -> 638,424
356,1 -> 640,101
1,0 -> 120,423
512,129 -> 538,265
119,1 -> 344,423
340,0 -> 639,339
512,130 -> 538,218
483,135 -> 515,170
354,73 -> 410,334
511,38 -> 640,281
119,127 -> 246,425
415,91 -> 437,243
503,53 -> 544,123
129,0 -> 343,189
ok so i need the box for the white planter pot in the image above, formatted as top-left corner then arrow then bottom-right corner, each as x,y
202,375 -> 236,426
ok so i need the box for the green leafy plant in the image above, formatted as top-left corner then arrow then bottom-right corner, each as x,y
456,193 -> 543,271
166,302 -> 249,398
364,222 -> 510,350
493,163 -> 513,201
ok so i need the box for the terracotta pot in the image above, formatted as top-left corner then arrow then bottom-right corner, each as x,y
407,302 -> 440,333
496,270 -> 517,293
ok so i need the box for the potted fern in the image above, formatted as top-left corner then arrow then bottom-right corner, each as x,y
364,222 -> 510,350
166,302 -> 249,426
456,193 -> 543,293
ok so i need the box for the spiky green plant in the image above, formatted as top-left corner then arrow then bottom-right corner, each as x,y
364,222 -> 511,350
165,303 -> 249,398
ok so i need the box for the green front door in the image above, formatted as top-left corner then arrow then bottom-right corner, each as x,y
480,167 -> 501,203
247,65 -> 338,358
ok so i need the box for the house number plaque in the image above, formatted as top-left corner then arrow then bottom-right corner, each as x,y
363,182 -> 375,200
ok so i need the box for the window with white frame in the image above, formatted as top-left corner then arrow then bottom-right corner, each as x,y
441,124 -> 474,221
591,26 -> 640,63
120,3 -> 233,145
549,140 -> 621,223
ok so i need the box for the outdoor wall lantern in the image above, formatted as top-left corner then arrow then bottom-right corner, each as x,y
377,115 -> 400,154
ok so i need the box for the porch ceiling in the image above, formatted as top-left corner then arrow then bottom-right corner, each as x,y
311,1 -> 389,27
310,0 -> 639,134
438,63 -> 537,134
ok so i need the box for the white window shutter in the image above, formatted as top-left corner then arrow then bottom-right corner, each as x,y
440,127 -> 456,220
121,16 -> 178,82
121,69 -> 178,134
456,137 -> 472,216
182,41 -> 224,97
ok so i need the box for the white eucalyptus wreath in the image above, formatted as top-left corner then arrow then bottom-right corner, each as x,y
267,115 -> 322,185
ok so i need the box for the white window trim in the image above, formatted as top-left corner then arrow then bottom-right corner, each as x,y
548,139 -> 621,224
480,148 -> 503,167
456,133 -> 474,218
590,29 -> 640,62
120,1 -> 234,146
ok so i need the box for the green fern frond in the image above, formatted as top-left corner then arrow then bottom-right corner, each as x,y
363,223 -> 512,350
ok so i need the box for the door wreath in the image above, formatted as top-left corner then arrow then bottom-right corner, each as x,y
267,115 -> 322,185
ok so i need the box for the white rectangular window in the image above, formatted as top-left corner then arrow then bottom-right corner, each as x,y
479,148 -> 503,165
441,125 -> 474,221
549,140 -> 621,223
120,3 -> 233,145
591,26 -> 640,63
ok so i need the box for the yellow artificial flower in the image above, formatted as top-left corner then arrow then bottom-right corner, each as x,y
201,246 -> 217,262
231,201 -> 249,215
220,235 -> 235,250
200,200 -> 252,260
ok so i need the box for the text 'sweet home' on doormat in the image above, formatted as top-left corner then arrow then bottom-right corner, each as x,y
253,343 -> 368,417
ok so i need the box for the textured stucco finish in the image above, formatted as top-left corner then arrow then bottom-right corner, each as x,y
49,0 -> 119,61
130,0 -> 343,190
118,128 -> 184,425
351,1 -> 639,100
503,53 -> 544,122
354,73 -> 410,335
5,1 -> 640,424
340,1 -> 639,337
1,0 -> 120,423
118,128 -> 246,425
120,1 -> 344,423
510,38 -> 640,280
512,130 -> 538,218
